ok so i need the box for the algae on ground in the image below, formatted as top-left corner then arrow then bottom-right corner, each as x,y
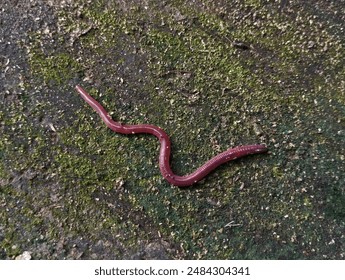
1,0 -> 344,259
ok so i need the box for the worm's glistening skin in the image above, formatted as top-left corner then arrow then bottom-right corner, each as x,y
76,85 -> 268,187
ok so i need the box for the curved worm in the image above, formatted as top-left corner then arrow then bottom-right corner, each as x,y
76,85 -> 268,187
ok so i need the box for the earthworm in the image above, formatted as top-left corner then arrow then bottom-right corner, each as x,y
76,85 -> 268,187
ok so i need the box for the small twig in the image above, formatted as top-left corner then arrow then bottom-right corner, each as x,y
224,221 -> 242,228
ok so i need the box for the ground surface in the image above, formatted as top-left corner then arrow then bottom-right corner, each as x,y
0,0 -> 344,259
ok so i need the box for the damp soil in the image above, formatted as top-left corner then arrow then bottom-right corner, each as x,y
0,0 -> 344,259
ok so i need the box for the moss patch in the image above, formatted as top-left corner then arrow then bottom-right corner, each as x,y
1,0 -> 344,259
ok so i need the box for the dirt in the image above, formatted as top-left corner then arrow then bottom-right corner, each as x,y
0,0 -> 344,259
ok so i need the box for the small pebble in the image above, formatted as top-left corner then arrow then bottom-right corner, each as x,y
15,251 -> 32,260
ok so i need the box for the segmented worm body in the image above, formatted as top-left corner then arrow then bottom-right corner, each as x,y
76,85 -> 268,187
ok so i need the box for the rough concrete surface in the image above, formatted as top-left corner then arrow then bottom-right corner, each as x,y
0,0 -> 344,259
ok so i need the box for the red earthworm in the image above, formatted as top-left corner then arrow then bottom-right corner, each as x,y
76,85 -> 268,187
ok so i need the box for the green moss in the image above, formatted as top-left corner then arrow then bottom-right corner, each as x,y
29,51 -> 81,85
49,0 -> 344,259
1,0 -> 344,259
